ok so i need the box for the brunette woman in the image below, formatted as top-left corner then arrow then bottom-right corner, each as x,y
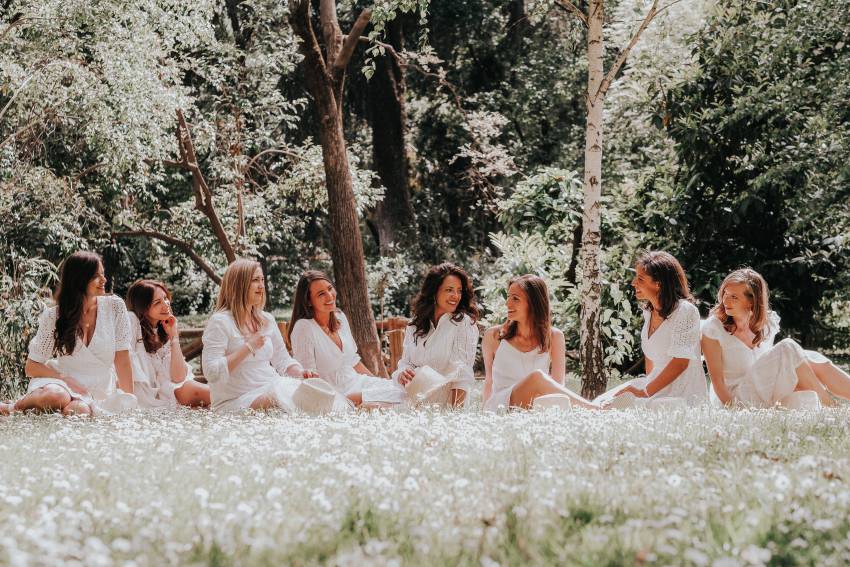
126,280 -> 210,408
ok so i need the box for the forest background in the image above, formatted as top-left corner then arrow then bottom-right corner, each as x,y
1,0 -> 848,399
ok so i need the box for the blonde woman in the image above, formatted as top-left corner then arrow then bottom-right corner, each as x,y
701,268 -> 850,407
202,259 -> 345,412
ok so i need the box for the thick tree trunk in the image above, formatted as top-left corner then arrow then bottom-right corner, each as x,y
368,19 -> 414,252
579,0 -> 606,399
289,0 -> 387,376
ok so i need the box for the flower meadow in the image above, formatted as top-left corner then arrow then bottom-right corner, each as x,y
2,403 -> 850,566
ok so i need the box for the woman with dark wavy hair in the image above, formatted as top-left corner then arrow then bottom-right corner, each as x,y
702,268 -> 850,407
126,280 -> 210,408
594,250 -> 706,408
482,274 -> 600,411
392,263 -> 480,407
1,251 -> 136,416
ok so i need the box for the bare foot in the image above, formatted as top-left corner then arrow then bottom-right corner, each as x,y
0,401 -> 16,415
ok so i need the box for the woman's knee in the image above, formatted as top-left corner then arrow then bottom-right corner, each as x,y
33,386 -> 72,410
250,394 -> 278,411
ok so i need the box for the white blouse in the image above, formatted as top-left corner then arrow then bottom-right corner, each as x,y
391,313 -> 479,398
202,310 -> 303,410
128,312 -> 192,408
27,295 -> 132,404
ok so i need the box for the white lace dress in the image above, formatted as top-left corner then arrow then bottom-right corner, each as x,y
701,312 -> 829,407
27,295 -> 137,414
202,310 -> 305,412
128,312 -> 193,408
390,313 -> 479,406
290,311 -> 405,404
594,300 -> 707,407
484,340 -> 551,412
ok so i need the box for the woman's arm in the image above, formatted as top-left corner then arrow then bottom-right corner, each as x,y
390,327 -> 416,384
643,358 -> 689,396
269,316 -> 306,378
114,350 -> 134,393
24,359 -> 90,395
202,316 -> 261,383
549,329 -> 566,385
354,361 -> 376,377
702,336 -> 733,405
162,317 -> 190,383
481,328 -> 498,404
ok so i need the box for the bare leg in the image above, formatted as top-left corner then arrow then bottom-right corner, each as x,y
61,400 -> 92,417
347,392 -> 363,407
510,370 -> 599,410
0,401 -> 14,415
174,381 -> 211,408
13,385 -> 72,414
795,362 -> 835,407
249,394 -> 279,411
449,388 -> 466,408
810,361 -> 850,401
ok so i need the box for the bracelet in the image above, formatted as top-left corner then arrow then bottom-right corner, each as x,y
246,342 -> 256,355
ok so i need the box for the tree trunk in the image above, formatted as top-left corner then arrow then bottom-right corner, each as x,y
579,0 -> 606,399
368,19 -> 414,253
289,0 -> 387,376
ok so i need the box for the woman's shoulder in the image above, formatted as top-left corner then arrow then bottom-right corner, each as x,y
673,299 -> 699,317
700,314 -> 726,340
101,294 -> 128,312
550,326 -> 564,340
126,310 -> 142,328
765,310 -> 781,334
291,317 -> 314,333
484,325 -> 502,341
207,310 -> 236,327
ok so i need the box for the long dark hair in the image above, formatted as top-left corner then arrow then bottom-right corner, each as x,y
54,251 -> 103,356
499,274 -> 552,353
288,270 -> 340,343
635,250 -> 693,319
410,263 -> 480,339
126,280 -> 171,354
711,268 -> 770,346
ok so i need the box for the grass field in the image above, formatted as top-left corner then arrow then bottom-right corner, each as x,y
2,399 -> 850,566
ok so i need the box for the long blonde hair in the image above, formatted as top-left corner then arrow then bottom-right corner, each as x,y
216,259 -> 265,333
711,268 -> 770,346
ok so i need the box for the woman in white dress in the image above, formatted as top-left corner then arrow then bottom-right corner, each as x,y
702,268 -> 850,407
1,251 -> 135,416
482,274 -> 600,411
392,263 -> 480,407
594,251 -> 707,407
202,259 -> 331,412
126,280 -> 210,408
288,271 -> 405,407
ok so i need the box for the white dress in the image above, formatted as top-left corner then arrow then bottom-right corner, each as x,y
391,313 -> 479,406
594,300 -> 707,407
202,310 -> 305,412
127,312 -> 193,408
701,312 -> 829,407
27,295 -> 138,414
484,339 -> 551,412
290,311 -> 405,404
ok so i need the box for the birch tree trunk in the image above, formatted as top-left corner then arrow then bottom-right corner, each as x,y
579,0 -> 606,399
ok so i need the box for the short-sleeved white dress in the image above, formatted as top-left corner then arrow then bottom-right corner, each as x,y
390,313 -> 479,406
594,300 -> 707,407
127,312 -> 193,408
290,311 -> 405,404
484,339 -> 551,412
701,312 -> 829,407
26,295 -> 137,413
202,310 -> 306,412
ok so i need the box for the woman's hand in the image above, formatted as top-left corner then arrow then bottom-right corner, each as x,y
614,385 -> 648,398
302,369 -> 319,378
398,368 -> 416,386
162,315 -> 179,340
246,334 -> 267,352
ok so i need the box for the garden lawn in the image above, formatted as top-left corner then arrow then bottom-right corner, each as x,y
2,404 -> 850,566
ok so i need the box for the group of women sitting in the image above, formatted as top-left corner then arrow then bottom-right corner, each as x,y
2,250 -> 849,416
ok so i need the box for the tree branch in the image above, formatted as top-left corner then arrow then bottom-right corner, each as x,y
319,0 -> 342,66
595,0 -> 659,102
113,230 -> 222,284
332,8 -> 372,80
553,0 -> 588,28
289,0 -> 331,81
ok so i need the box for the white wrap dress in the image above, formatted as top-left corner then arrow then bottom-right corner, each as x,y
290,311 -> 405,404
27,295 -> 138,414
391,313 -> 479,406
594,300 -> 707,407
127,312 -> 193,408
202,310 -> 305,412
701,312 -> 829,407
484,339 -> 551,412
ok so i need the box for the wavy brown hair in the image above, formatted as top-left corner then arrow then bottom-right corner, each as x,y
499,274 -> 551,353
54,251 -> 103,356
288,270 -> 340,343
410,263 -> 479,339
126,280 -> 171,354
635,250 -> 693,319
216,259 -> 266,334
711,268 -> 770,346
